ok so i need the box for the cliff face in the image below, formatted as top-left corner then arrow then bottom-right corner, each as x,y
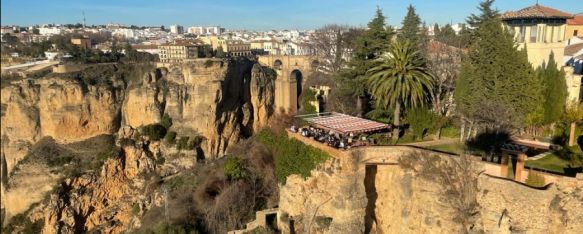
1,71 -> 125,175
279,149 -> 583,234
1,59 -> 276,230
36,142 -> 156,234
121,59 -> 275,158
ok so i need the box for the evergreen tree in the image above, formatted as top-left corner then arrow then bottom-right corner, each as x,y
540,53 -> 568,125
455,18 -> 539,130
336,7 -> 394,115
466,0 -> 499,28
433,23 -> 441,37
436,24 -> 457,45
398,5 -> 422,45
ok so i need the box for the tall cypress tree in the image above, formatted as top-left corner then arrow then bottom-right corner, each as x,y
540,53 -> 568,124
455,18 -> 539,129
398,5 -> 422,44
336,7 -> 394,115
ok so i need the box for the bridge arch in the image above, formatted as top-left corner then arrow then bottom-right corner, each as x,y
290,69 -> 303,110
257,55 -> 323,114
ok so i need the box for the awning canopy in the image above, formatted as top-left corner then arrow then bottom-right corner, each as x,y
299,112 -> 390,135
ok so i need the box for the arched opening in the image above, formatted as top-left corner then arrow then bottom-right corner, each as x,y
311,60 -> 320,69
273,59 -> 283,70
291,69 -> 303,110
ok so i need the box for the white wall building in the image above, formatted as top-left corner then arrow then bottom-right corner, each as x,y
170,25 -> 184,34
187,26 -> 204,35
38,27 -> 62,36
113,28 -> 136,39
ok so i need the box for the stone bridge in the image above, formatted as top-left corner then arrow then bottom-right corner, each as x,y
257,55 -> 321,114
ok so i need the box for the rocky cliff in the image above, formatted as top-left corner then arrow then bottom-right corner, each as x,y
0,59 -> 276,230
278,148 -> 583,234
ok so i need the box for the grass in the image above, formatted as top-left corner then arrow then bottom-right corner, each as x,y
525,154 -> 570,174
427,143 -> 465,154
526,146 -> 582,174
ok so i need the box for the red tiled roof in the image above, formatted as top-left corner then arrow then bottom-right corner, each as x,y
568,14 -> 583,25
501,4 -> 573,20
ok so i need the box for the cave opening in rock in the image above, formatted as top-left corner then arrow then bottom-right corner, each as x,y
364,164 -> 378,234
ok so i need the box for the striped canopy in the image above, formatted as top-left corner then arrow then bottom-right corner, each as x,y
299,112 -> 390,135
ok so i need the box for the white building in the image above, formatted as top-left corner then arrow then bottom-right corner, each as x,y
170,25 -> 184,34
187,26 -> 204,35
38,27 -> 62,36
1,27 -> 14,35
205,26 -> 224,35
44,51 -> 61,60
112,28 -> 136,39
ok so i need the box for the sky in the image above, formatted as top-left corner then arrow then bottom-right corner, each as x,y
1,0 -> 582,30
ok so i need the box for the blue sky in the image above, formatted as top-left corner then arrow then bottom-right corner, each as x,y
1,0 -> 582,30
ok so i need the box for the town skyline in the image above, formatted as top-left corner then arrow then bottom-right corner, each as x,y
2,0 -> 582,30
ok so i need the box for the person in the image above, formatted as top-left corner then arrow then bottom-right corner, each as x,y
290,125 -> 298,133
339,141 -> 345,149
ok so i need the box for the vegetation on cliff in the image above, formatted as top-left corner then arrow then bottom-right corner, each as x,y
256,129 -> 330,184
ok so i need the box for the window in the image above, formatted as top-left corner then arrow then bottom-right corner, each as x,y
530,25 -> 537,43
518,26 -> 526,42
575,30 -> 579,36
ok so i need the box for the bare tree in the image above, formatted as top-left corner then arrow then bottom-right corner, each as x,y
426,40 -> 462,117
310,24 -> 363,73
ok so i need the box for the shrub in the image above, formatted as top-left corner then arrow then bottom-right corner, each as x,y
142,124 -> 167,141
161,113 -> 173,129
441,126 -> 461,138
191,135 -> 205,146
177,136 -> 190,150
119,138 -> 135,147
2,213 -> 44,234
156,156 -> 166,165
300,89 -> 318,114
132,203 -> 140,216
224,156 -> 248,181
257,129 -> 329,184
165,131 -> 177,145
405,107 -> 438,140
525,170 -> 546,187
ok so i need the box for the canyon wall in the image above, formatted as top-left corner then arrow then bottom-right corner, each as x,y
0,59 -> 276,228
279,147 -> 583,234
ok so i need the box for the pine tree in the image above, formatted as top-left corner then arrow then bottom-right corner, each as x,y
466,0 -> 499,28
336,7 -> 394,116
398,5 -> 422,45
455,18 -> 539,130
540,53 -> 568,125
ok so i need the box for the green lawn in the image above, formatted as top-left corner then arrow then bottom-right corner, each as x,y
525,154 -> 571,174
427,143 -> 465,154
526,146 -> 582,174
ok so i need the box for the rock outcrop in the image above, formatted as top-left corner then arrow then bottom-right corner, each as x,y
35,142 -> 156,234
1,59 -> 276,230
122,59 -> 275,158
278,147 -> 583,234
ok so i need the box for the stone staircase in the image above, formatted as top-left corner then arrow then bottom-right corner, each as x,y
228,208 -> 280,234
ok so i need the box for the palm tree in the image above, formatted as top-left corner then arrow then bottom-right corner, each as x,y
367,40 -> 434,141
